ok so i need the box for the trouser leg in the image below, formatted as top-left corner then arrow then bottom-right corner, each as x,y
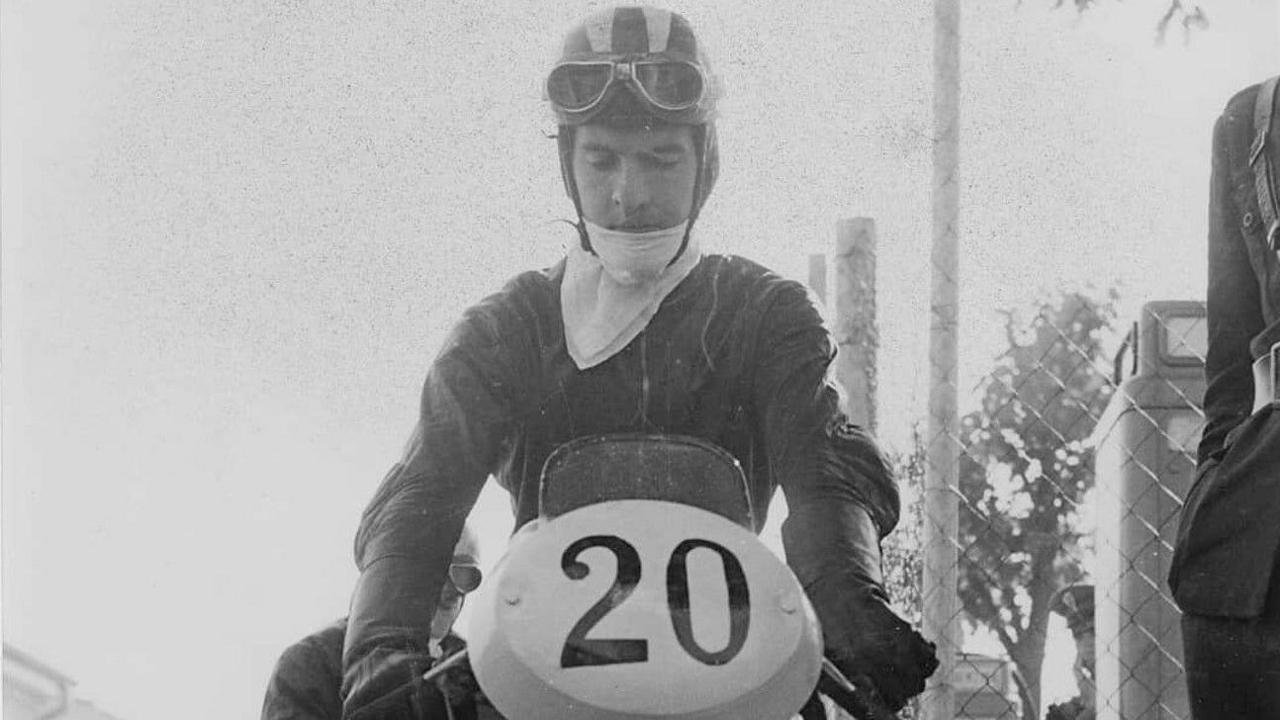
1182,613 -> 1280,720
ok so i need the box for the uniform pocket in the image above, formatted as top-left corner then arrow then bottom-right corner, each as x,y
1169,406 -> 1280,616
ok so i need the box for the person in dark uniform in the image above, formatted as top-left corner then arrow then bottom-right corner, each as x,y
339,7 -> 937,720
262,528 -> 495,720
1169,74 -> 1280,718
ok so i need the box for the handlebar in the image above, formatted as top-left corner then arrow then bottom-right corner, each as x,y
818,657 -> 898,720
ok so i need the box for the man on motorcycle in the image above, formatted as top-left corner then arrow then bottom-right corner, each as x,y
263,528 -> 488,720
342,7 -> 939,719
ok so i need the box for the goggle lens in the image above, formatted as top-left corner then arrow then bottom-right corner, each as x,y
634,62 -> 703,110
449,563 -> 483,594
547,64 -> 613,111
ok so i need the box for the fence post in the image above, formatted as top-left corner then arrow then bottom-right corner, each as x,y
923,0 -> 961,717
834,218 -> 877,433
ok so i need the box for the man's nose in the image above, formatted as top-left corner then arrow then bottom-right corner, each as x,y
611,161 -> 650,217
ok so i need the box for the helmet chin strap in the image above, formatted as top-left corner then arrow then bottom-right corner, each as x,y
668,124 -> 709,266
555,128 -> 594,253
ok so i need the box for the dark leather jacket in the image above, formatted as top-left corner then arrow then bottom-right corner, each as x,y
1200,80 -> 1280,466
344,254 -> 900,697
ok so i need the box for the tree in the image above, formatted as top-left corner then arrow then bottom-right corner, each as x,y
1044,0 -> 1210,43
883,425 -> 926,628
955,289 -> 1118,719
878,425 -> 927,720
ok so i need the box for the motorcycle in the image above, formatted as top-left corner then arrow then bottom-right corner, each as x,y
434,433 -> 894,720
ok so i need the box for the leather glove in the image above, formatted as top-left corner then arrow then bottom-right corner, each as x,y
342,646 -> 445,720
342,555 -> 450,720
807,577 -> 938,711
797,506 -> 939,712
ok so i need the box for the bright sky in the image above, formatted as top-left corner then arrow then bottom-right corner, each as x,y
2,1 -> 1278,719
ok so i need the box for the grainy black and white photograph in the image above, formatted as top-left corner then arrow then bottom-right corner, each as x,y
3,2 -> 1279,719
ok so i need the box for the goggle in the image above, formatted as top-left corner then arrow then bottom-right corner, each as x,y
546,60 -> 706,115
448,562 -> 483,594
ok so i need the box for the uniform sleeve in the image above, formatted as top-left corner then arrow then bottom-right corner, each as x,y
345,295 -> 527,664
262,623 -> 346,720
1201,106 -> 1264,466
353,311 -> 519,566
751,281 -> 900,587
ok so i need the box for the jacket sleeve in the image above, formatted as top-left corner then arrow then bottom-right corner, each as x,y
1201,102 -> 1265,466
751,280 -> 900,588
344,296 -> 525,672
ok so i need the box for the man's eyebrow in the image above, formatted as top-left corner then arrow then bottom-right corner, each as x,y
648,144 -> 689,155
578,142 -> 689,155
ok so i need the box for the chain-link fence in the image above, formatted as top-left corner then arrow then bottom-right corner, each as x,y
811,6 -> 1217,718
914,296 -> 1206,720
911,3 -> 1210,718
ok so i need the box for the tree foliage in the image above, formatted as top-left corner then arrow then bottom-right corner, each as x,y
883,424 -> 927,626
956,289 -> 1118,719
1035,0 -> 1210,44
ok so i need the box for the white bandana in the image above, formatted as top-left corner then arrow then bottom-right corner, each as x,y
562,220 -> 701,369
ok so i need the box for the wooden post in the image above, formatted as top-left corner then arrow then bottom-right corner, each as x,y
834,218 -> 877,433
808,253 -> 828,307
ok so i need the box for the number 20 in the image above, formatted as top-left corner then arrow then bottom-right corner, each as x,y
559,535 -> 750,668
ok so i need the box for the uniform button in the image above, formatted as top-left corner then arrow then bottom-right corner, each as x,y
1244,211 -> 1256,229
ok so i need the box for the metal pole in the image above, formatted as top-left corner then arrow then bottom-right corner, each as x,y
834,218 -> 878,434
923,0 -> 961,717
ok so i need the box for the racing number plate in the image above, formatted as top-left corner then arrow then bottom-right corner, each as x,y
469,500 -> 821,720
